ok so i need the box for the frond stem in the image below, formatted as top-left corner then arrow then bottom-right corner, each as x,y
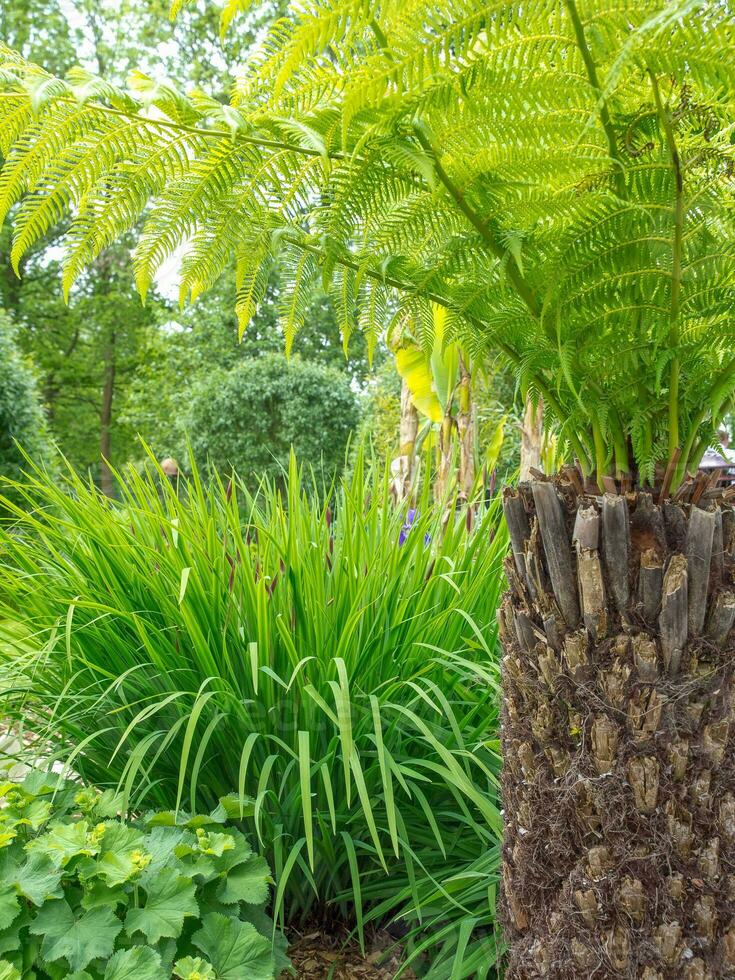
650,71 -> 684,463
610,415 -> 630,479
0,93 -> 350,162
563,0 -> 625,198
591,418 -> 608,489
676,355 -> 735,485
413,129 -> 541,318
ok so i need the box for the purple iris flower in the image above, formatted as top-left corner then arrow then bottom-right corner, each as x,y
399,509 -> 431,547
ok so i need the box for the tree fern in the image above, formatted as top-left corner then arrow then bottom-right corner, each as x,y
0,0 -> 734,487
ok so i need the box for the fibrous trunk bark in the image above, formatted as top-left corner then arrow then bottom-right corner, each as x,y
500,478 -> 735,979
520,396 -> 544,482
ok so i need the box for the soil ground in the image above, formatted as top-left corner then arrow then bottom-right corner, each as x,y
286,925 -> 417,979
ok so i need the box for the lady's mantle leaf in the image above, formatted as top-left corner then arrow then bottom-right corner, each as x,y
93,823 -> 147,886
0,887 -> 19,931
29,900 -> 122,972
192,912 -> 274,980
217,855 -> 271,905
104,946 -> 167,980
14,853 -> 64,905
173,956 -> 216,980
125,868 -> 198,943
26,820 -> 98,867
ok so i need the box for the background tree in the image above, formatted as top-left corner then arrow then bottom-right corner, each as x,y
353,361 -> 402,465
1,234 -> 161,493
3,2 -> 734,975
120,266 -> 377,469
0,0 -> 297,490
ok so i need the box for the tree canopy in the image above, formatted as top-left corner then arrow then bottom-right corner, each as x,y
0,2 -> 733,488
1,0 -> 364,490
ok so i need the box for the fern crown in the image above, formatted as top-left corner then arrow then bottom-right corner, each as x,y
1,0 -> 734,485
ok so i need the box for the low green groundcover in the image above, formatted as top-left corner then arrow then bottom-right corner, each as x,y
0,772 -> 288,979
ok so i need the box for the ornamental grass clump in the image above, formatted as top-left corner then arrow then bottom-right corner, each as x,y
0,454 -> 507,977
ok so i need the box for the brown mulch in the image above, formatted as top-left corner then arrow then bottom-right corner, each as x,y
286,925 -> 418,979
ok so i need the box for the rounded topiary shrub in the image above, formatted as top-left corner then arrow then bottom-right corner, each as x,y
187,353 -> 359,488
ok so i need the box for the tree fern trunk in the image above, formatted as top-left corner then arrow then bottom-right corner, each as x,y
435,412 -> 453,502
500,479 -> 735,979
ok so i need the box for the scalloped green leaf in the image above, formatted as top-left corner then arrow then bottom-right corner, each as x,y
104,946 -> 167,980
191,912 -> 274,980
140,826 -> 189,880
80,880 -> 129,911
0,907 -> 30,956
0,888 -> 19,932
29,900 -> 122,972
173,956 -> 216,980
125,868 -> 198,944
217,855 -> 271,906
26,820 -> 97,868
209,794 -> 255,823
14,853 -> 64,906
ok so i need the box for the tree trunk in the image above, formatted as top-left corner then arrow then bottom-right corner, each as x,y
391,379 -> 419,502
99,330 -> 116,498
500,478 -> 735,979
520,396 -> 544,481
457,355 -> 475,500
435,412 -> 454,502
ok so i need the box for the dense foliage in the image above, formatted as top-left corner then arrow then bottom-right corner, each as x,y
1,237 -> 163,491
187,353 -> 359,488
0,771 -> 286,979
0,456 -> 507,975
0,2 -> 732,489
0,310 -> 49,504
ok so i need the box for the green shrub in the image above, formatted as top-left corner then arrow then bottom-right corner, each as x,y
187,354 -> 360,490
0,311 -> 50,508
0,771 -> 287,979
0,453 -> 506,977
